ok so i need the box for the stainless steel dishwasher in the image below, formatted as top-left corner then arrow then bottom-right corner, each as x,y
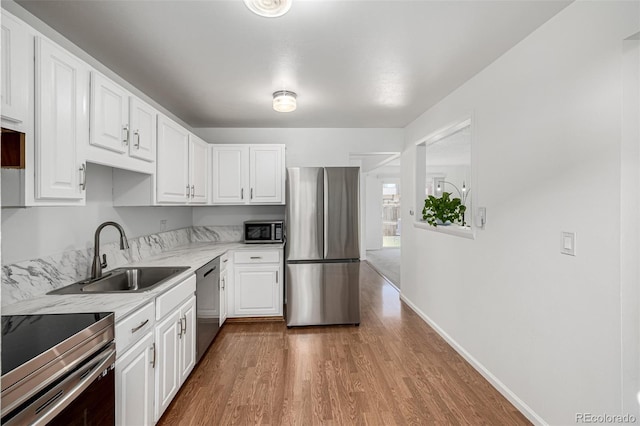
196,257 -> 220,363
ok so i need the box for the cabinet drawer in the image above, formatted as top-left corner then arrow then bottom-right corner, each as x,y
234,250 -> 280,264
116,302 -> 155,356
156,274 -> 196,320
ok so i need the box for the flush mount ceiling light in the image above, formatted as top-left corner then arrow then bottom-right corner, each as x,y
244,0 -> 292,18
273,90 -> 297,113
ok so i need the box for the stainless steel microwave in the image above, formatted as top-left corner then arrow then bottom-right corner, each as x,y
244,220 -> 284,244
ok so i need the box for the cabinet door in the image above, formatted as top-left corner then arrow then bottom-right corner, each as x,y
189,135 -> 209,204
129,97 -> 156,162
234,265 -> 282,316
249,145 -> 284,204
35,37 -> 88,201
90,72 -> 129,153
211,145 -> 248,204
220,269 -> 228,325
179,296 -> 197,384
157,115 -> 189,203
1,12 -> 28,125
154,310 -> 181,422
116,332 -> 155,426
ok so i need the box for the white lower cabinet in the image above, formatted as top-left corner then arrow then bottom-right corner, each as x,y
179,297 -> 197,383
114,275 -> 196,425
228,248 -> 283,318
154,294 -> 196,422
116,332 -> 155,426
154,309 -> 181,421
220,252 -> 230,326
220,267 -> 228,326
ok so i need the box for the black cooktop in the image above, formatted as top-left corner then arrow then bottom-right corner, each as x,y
1,313 -> 112,376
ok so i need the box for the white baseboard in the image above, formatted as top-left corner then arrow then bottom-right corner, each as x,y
398,293 -> 547,426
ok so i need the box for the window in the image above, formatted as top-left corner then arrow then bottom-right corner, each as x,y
414,118 -> 474,239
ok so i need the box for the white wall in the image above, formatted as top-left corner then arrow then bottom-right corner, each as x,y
192,128 -> 403,231
401,2 -> 639,425
192,205 -> 285,227
194,128 -> 403,167
620,34 -> 640,420
2,164 -> 193,264
365,174 -> 383,250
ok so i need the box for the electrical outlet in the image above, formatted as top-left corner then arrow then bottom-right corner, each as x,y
160,219 -> 167,232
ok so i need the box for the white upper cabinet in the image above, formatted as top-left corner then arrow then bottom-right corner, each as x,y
1,11 -> 29,128
87,71 -> 156,174
35,36 -> 88,202
211,144 -> 285,205
156,114 -> 211,205
250,145 -> 284,204
90,72 -> 129,153
156,115 -> 190,203
189,134 -> 209,204
211,145 -> 248,204
129,97 -> 156,162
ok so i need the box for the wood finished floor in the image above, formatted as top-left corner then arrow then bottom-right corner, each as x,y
158,263 -> 530,426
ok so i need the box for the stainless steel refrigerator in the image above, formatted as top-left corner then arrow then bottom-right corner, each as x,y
285,167 -> 361,327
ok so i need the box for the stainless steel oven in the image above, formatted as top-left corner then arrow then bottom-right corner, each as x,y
1,313 -> 116,425
244,220 -> 284,244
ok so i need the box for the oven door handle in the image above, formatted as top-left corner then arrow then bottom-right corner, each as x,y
5,343 -> 116,426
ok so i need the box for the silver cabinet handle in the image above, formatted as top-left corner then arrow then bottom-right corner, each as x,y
221,277 -> 225,290
223,259 -> 228,263
177,318 -> 183,338
250,256 -> 262,259
122,124 -> 129,145
276,271 -> 278,283
241,188 -> 244,200
130,319 -> 149,334
79,164 -> 86,191
181,316 -> 187,334
134,130 -> 140,149
150,343 -> 156,369
186,185 -> 190,198
191,185 -> 195,198
251,188 -> 253,199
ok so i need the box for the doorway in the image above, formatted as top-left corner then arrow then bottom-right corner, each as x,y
382,182 -> 401,248
363,156 -> 401,288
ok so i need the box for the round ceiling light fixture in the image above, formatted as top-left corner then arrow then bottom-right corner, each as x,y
273,90 -> 297,113
244,0 -> 292,18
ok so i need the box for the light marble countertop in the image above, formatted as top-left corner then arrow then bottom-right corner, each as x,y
2,242 -> 284,321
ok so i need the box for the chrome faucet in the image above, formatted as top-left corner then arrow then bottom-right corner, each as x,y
91,221 -> 130,280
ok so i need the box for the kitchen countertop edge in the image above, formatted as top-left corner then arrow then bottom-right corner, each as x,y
2,242 -> 285,321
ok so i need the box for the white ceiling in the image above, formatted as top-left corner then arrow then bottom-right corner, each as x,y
16,0 -> 571,128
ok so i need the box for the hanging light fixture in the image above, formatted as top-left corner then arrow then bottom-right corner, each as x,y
273,90 -> 297,113
244,0 -> 292,18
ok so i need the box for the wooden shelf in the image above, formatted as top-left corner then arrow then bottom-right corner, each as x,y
1,128 -> 25,169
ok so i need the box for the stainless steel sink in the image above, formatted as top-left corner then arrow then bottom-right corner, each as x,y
48,266 -> 189,295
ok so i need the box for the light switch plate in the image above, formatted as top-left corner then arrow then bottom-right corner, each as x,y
477,207 -> 486,229
561,231 -> 576,256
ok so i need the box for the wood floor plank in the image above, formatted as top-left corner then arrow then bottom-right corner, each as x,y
158,263 -> 530,426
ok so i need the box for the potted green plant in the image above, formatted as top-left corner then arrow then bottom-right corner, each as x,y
422,192 -> 466,227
